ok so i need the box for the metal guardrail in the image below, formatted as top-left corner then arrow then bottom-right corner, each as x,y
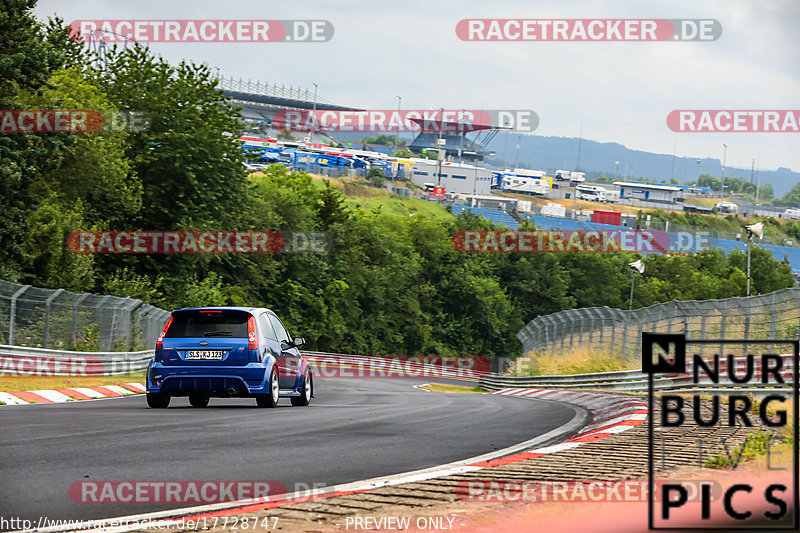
1,344 -> 791,392
479,354 -> 795,394
0,344 -> 153,376
0,347 -> 488,380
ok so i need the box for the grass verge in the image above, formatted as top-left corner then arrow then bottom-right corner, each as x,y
510,345 -> 640,376
704,397 -> 794,470
419,382 -> 484,394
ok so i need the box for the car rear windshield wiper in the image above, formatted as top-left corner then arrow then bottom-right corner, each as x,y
203,331 -> 234,336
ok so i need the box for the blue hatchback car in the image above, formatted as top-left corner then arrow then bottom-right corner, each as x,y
146,307 -> 313,408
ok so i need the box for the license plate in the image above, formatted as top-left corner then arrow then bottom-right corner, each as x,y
185,350 -> 225,360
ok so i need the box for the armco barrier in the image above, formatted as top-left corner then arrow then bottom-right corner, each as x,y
0,344 -> 153,376
479,354 -> 795,394
0,347 -> 489,380
2,345 -> 792,391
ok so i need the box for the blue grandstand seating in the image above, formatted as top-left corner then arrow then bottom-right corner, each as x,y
449,206 -> 800,273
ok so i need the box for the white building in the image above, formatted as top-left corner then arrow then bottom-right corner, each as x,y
614,182 -> 680,203
409,160 -> 492,195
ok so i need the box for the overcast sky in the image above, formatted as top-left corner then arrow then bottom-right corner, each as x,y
35,0 -> 800,174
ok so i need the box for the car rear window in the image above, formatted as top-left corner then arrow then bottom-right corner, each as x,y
165,310 -> 249,338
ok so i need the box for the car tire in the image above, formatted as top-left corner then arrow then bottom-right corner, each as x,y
189,394 -> 209,408
146,393 -> 170,409
256,369 -> 279,408
291,372 -> 312,407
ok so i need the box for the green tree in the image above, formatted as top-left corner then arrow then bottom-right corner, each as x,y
778,182 -> 800,207
104,267 -> 165,306
0,0 -> 77,280
24,200 -> 94,291
21,67 -> 142,227
361,134 -> 404,146
93,46 -> 247,231
757,184 -> 774,201
697,174 -> 722,191
276,127 -> 296,140
366,167 -> 385,187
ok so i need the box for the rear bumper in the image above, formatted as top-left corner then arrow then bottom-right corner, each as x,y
146,362 -> 270,396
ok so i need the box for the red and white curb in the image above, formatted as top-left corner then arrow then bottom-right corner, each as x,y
469,388 -> 648,467
0,383 -> 145,405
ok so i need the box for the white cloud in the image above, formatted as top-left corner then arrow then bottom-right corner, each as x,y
35,0 -> 800,172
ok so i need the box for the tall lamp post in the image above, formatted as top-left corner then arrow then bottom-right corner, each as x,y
721,143 -> 728,193
393,95 -> 401,184
393,96 -> 401,155
458,109 -> 465,164
628,259 -> 645,310
743,222 -> 764,297
309,82 -> 318,145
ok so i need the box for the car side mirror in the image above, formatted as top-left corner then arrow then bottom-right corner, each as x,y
293,337 -> 305,347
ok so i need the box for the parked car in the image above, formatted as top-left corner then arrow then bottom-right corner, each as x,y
146,307 -> 312,409
243,162 -> 271,171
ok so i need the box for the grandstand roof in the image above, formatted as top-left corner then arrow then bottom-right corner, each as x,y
614,181 -> 681,191
408,133 -> 489,160
407,117 -> 495,133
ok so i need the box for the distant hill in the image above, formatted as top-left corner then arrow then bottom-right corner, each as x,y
325,131 -> 799,196
485,133 -> 800,196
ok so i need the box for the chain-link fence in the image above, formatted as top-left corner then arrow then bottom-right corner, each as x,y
517,287 -> 800,361
0,280 -> 170,351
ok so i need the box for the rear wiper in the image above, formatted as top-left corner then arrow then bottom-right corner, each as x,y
203,331 -> 233,337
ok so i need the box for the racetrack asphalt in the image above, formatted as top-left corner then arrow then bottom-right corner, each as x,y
0,377 -> 582,527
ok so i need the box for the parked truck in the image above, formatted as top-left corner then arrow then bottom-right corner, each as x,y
576,184 -> 619,203
555,170 -> 586,182
503,175 -> 550,196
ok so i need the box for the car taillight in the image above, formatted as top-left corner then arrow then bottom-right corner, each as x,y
156,316 -> 174,351
247,316 -> 258,350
